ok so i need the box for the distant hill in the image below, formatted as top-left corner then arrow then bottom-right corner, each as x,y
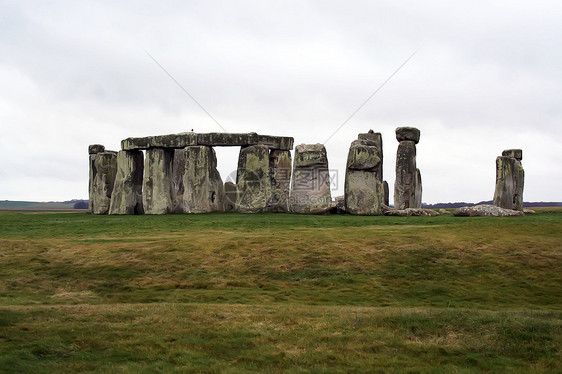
0,199 -> 88,211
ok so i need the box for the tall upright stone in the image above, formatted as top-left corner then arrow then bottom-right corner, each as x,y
109,150 -> 144,215
143,148 -> 173,214
88,144 -> 105,214
268,149 -> 292,212
91,151 -> 118,214
394,127 -> 422,209
345,130 -> 386,215
236,145 -> 271,213
224,181 -> 238,212
171,149 -> 186,213
493,149 -> 524,211
182,146 -> 225,213
289,144 -> 332,214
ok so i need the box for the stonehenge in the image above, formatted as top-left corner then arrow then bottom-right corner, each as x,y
493,149 -> 524,211
289,144 -> 332,214
109,150 -> 144,215
88,146 -> 117,215
89,132 -> 294,215
182,146 -> 225,213
143,148 -> 174,215
88,129 -> 526,217
344,130 -> 387,215
394,127 -> 422,210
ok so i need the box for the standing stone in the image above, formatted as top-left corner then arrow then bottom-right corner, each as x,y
88,144 -> 105,213
358,131 -> 383,181
345,131 -> 386,215
91,151 -> 118,214
171,149 -> 186,213
143,148 -> 173,214
493,149 -> 524,211
394,127 -> 422,209
224,181 -> 238,212
289,144 -> 332,214
109,150 -> 144,215
182,146 -> 225,213
268,149 -> 292,212
383,181 -> 389,206
236,145 -> 271,213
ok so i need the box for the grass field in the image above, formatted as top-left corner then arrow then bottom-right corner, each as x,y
0,209 -> 561,372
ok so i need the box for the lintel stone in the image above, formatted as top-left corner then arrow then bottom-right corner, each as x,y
121,132 -> 294,151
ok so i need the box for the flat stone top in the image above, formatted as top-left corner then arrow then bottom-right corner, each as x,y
88,144 -> 105,154
396,127 -> 420,144
121,132 -> 294,151
294,143 -> 328,167
502,149 -> 523,161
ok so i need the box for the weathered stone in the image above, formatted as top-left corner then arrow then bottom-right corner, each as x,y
394,139 -> 422,209
454,204 -> 524,217
171,149 -> 186,213
290,144 -> 332,214
396,127 -> 420,144
493,155 -> 524,211
91,151 -> 118,214
88,144 -> 105,154
109,150 -> 144,215
257,135 -> 294,151
197,132 -> 258,147
523,208 -> 535,214
358,131 -> 382,148
224,182 -> 238,212
414,168 -> 423,208
345,170 -> 385,215
358,131 -> 383,181
344,131 -> 386,215
143,148 -> 173,214
122,132 -> 197,151
182,146 -> 225,213
502,149 -> 522,161
236,145 -> 270,213
122,132 -> 294,151
293,143 -> 328,167
346,140 -> 381,171
89,145 -> 107,212
268,149 -> 292,212
383,181 -> 389,206
385,208 -> 438,217
334,195 -> 346,214
88,154 -> 96,213
438,209 -> 453,215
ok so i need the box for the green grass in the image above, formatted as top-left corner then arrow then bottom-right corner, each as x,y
0,209 -> 561,372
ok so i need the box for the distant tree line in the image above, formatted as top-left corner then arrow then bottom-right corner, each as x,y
72,200 -> 89,209
422,201 -> 562,209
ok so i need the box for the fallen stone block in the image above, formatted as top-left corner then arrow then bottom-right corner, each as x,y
454,204 -> 525,217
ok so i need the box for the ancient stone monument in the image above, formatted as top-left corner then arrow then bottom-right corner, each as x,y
268,149 -> 292,212
394,127 -> 422,209
109,150 -> 144,215
182,146 -> 225,213
344,130 -> 387,215
493,149 -> 524,211
90,129 -> 527,217
88,145 -> 117,215
289,144 -> 332,214
235,145 -> 270,213
89,132 -> 293,215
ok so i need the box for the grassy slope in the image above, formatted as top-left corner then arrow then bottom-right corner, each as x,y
0,210 -> 561,372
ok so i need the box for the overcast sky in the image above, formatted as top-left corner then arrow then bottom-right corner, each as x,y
1,0 -> 561,203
